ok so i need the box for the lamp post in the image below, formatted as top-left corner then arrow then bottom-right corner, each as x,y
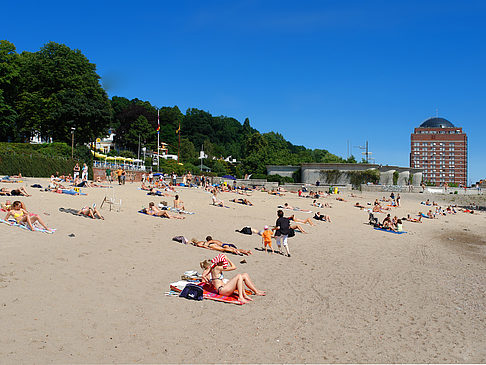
71,127 -> 76,159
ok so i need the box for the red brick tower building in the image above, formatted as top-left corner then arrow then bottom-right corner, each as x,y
410,117 -> 467,187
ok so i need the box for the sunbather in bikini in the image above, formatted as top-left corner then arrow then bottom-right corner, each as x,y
4,201 -> 52,231
77,205 -> 104,219
190,238 -> 249,255
205,236 -> 252,255
174,195 -> 185,210
144,202 -> 185,219
290,223 -> 308,234
0,186 -> 31,196
288,214 -> 315,226
230,198 -> 253,206
200,255 -> 265,303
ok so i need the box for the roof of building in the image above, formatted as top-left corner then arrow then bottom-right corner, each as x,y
419,117 -> 455,128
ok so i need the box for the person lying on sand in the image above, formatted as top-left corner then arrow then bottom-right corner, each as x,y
143,202 -> 185,219
290,223 -> 308,234
190,238 -> 249,255
354,202 -> 366,209
205,236 -> 252,255
336,197 -> 347,202
200,255 -> 265,303
5,200 -> 52,231
288,214 -> 315,226
230,198 -> 253,206
402,214 -> 422,223
313,212 -> 331,222
0,186 -> 31,196
77,204 -> 104,219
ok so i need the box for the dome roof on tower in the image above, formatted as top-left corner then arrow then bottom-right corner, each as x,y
419,117 -> 455,128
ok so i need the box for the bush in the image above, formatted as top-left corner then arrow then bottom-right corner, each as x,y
0,142 -> 91,177
346,169 -> 380,189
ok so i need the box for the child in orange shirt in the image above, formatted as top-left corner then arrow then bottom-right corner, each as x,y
261,225 -> 273,253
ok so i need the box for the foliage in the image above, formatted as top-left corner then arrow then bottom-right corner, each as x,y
319,169 -> 343,184
267,174 -> 294,184
346,169 -> 380,189
393,171 -> 399,185
0,142 -> 90,177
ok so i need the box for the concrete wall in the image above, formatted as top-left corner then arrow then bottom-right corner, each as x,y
266,165 -> 300,178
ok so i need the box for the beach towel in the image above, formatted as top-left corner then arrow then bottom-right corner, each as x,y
60,189 -> 87,196
373,227 -> 406,234
278,205 -> 312,213
169,280 -> 247,305
158,204 -> 195,215
420,213 -> 433,219
0,218 -> 55,234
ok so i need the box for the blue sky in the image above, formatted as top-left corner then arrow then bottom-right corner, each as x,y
3,0 -> 486,183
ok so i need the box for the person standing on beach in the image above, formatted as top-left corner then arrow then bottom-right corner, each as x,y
73,163 -> 80,180
262,225 -> 273,253
274,209 -> 291,257
116,167 -> 123,185
105,167 -> 112,183
81,163 -> 88,181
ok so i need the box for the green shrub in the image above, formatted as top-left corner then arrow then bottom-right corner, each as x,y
346,169 -> 380,189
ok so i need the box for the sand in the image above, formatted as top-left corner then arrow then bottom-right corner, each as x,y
1,178 -> 485,363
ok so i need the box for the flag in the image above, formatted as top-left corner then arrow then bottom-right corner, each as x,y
157,109 -> 160,132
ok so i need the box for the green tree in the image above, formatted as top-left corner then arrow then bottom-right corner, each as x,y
179,137 -> 196,163
16,42 -> 112,144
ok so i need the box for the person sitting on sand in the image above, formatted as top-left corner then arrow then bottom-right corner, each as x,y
382,214 -> 394,230
174,195 -> 185,210
143,202 -> 185,219
311,199 -> 323,208
5,201 -> 52,232
313,211 -> 331,222
211,191 -> 225,207
230,197 -> 253,206
427,209 -> 436,219
288,214 -> 315,226
200,255 -> 265,303
205,236 -> 252,255
395,219 -> 404,232
77,204 -> 104,219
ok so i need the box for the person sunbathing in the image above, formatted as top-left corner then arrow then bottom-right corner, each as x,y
311,199 -> 323,208
290,223 -> 307,234
403,214 -> 422,223
5,201 -> 52,231
382,215 -> 394,230
313,212 -> 331,222
288,214 -> 315,226
427,210 -> 436,219
144,202 -> 185,219
205,236 -> 252,255
336,197 -> 347,202
0,187 -> 31,196
174,195 -> 185,210
77,204 -> 104,219
200,255 -> 265,304
230,198 -> 253,206
211,192 -> 225,207
1,200 -> 28,212
354,202 -> 366,209
190,238 -> 249,255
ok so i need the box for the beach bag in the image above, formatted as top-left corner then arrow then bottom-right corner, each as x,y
179,283 -> 203,301
288,228 -> 295,238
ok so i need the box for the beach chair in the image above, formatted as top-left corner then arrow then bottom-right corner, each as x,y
100,190 -> 122,212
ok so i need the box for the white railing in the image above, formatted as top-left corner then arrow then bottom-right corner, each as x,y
93,160 -> 150,171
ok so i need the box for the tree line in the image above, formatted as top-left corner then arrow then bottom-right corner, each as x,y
0,40 -> 357,177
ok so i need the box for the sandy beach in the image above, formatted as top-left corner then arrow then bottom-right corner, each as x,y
1,178 -> 485,363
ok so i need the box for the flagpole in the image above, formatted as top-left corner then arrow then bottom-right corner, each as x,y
157,109 -> 160,172
177,120 -> 180,162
